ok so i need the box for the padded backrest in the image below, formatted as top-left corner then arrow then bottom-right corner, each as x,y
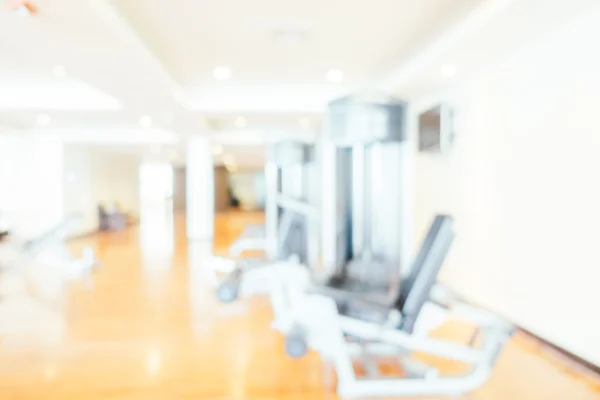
277,210 -> 308,263
396,215 -> 454,333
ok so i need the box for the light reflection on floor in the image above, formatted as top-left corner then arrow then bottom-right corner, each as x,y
139,202 -> 175,263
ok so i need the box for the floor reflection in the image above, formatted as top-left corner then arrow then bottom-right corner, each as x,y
139,202 -> 174,270
1,211 -> 592,399
0,295 -> 65,348
138,203 -> 175,299
188,240 -> 219,336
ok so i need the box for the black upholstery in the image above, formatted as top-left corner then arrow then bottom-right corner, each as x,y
314,214 -> 454,330
395,215 -> 454,333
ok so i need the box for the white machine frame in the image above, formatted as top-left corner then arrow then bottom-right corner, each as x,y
214,141 -> 318,302
262,214 -> 514,398
272,280 -> 512,397
0,215 -> 99,300
264,262 -> 513,398
214,94 -> 513,398
227,224 -> 267,258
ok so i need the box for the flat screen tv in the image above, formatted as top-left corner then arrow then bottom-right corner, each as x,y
418,104 -> 453,153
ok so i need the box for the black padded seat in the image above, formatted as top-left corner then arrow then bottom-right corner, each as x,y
313,215 -> 454,331
395,215 -> 454,332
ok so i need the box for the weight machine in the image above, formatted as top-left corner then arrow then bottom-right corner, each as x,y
270,215 -> 514,398
0,214 -> 98,301
263,94 -> 514,398
214,140 -> 319,302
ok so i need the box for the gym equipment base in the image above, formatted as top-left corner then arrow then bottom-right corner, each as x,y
267,263 -> 514,398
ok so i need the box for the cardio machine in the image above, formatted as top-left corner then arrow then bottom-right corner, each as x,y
214,140 -> 319,302
264,94 -> 514,398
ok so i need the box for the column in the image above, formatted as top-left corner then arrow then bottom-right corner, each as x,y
186,136 -> 214,241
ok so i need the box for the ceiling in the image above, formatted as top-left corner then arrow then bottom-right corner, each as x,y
115,0 -> 479,86
0,0 -> 597,167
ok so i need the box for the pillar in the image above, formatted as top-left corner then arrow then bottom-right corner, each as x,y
186,137 -> 214,241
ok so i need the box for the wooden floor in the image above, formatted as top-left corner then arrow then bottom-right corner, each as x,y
0,210 -> 599,399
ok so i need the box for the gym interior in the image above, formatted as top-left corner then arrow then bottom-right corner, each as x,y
0,0 -> 599,399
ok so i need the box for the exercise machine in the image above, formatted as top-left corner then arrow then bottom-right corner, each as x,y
264,94 -> 513,398
269,215 -> 514,398
318,93 -> 407,297
214,140 -> 319,302
0,214 -> 99,300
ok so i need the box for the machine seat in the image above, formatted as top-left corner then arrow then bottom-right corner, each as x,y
312,215 -> 454,331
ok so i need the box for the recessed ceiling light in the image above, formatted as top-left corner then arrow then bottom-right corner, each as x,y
212,144 -> 223,155
139,115 -> 153,128
441,64 -> 457,77
299,117 -> 312,129
326,69 -> 343,83
213,66 -> 232,81
234,116 -> 247,128
52,65 -> 66,77
36,113 -> 51,126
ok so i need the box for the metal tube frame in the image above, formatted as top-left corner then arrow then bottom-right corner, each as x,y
267,263 -> 513,399
215,141 -> 318,300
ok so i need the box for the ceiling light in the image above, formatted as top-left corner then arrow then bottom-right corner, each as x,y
36,113 -> 51,126
326,69 -> 343,83
299,117 -> 312,129
441,64 -> 457,77
212,144 -> 223,155
234,116 -> 247,128
139,115 -> 153,128
52,65 -> 66,77
213,66 -> 232,81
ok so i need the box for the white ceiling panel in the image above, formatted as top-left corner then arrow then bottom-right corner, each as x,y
114,0 -> 483,86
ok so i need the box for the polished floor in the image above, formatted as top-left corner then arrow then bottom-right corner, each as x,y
0,210 -> 599,399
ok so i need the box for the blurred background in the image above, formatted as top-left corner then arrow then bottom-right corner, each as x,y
1,0 -> 600,399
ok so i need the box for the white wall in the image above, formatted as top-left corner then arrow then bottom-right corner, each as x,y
411,6 -> 600,365
62,145 -> 94,234
63,144 -> 140,235
0,134 -> 64,236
